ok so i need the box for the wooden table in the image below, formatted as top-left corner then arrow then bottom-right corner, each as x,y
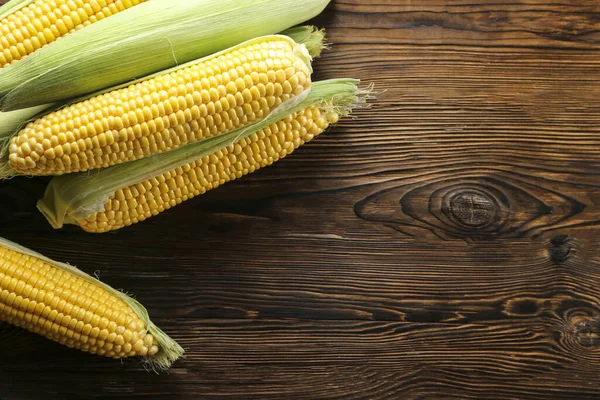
2,1 -> 600,399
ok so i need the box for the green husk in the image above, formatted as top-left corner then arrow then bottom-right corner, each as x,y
38,79 -> 365,230
0,0 -> 34,20
0,0 -> 331,111
0,236 -> 184,371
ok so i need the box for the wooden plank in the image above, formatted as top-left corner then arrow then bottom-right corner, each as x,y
1,0 -> 600,399
2,319 -> 600,399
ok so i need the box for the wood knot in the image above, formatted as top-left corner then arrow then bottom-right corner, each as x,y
445,190 -> 496,228
574,318 -> 600,348
559,310 -> 600,351
549,235 -> 575,263
354,172 -> 586,240
437,184 -> 508,239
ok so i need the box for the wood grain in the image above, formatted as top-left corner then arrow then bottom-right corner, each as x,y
2,0 -> 600,399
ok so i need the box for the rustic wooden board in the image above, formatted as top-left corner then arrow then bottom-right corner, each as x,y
1,0 -> 600,399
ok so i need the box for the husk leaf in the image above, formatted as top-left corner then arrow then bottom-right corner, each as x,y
0,0 -> 331,110
0,237 -> 184,371
0,0 -> 35,20
38,79 -> 364,229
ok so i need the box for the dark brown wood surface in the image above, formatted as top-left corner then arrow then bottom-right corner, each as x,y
2,1 -> 600,399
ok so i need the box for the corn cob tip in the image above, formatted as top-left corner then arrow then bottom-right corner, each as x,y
142,322 -> 185,372
312,78 -> 374,119
115,291 -> 185,371
283,26 -> 328,58
0,104 -> 57,179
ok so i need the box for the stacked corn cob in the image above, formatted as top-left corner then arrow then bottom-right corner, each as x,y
0,0 -> 368,370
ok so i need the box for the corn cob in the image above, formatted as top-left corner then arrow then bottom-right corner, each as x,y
0,0 -> 147,68
5,34 -> 314,176
0,0 -> 331,110
0,237 -> 183,369
38,79 -> 367,232
80,105 -> 335,232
